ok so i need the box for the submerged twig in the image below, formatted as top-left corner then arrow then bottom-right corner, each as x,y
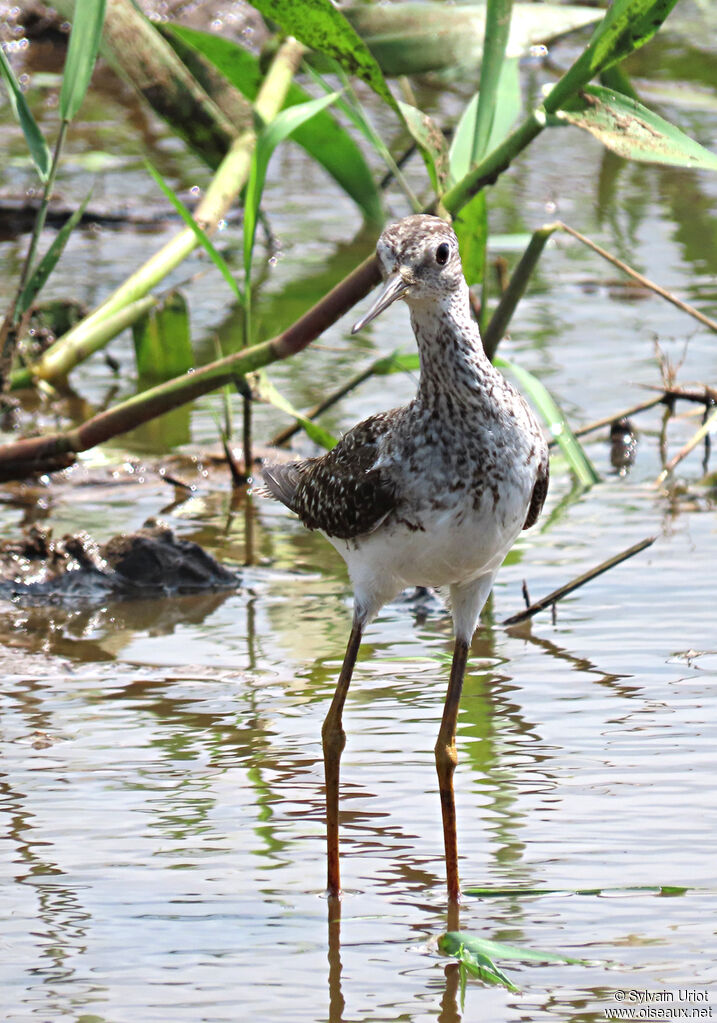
221,431 -> 247,487
655,406 -> 717,486
639,383 -> 717,406
557,395 -> 665,445
548,386 -> 717,449
502,535 -> 656,626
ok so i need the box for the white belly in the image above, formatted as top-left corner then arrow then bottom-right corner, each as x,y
327,483 -> 528,624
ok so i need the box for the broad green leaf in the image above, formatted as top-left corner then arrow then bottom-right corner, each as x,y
165,24 -> 382,223
145,161 -> 244,305
0,46 -> 51,182
581,0 -> 680,76
345,2 -> 601,77
545,0 -> 681,113
450,92 -> 480,185
132,290 -> 194,384
449,58 -> 521,185
251,0 -> 399,115
255,373 -> 337,450
440,931 -> 591,967
486,56 -> 522,154
397,101 -> 449,194
244,92 -> 340,280
59,0 -> 107,122
454,191 -> 488,288
18,192 -> 91,316
495,356 -> 600,486
164,23 -> 260,98
470,0 -> 514,165
555,85 -> 717,171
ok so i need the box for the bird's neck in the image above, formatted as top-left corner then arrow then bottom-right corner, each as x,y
408,282 -> 496,407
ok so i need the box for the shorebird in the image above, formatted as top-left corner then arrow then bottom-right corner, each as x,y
260,214 -> 549,901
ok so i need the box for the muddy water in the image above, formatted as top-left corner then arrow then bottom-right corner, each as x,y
2,8 -> 717,1022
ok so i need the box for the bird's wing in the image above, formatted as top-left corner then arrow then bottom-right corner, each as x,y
523,457 -> 549,530
260,412 -> 398,540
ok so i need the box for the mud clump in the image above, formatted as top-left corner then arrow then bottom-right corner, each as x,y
0,520 -> 238,603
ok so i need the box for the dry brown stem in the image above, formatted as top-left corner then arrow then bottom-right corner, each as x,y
503,536 -> 656,626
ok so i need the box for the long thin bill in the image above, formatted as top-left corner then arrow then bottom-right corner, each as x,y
351,272 -> 408,334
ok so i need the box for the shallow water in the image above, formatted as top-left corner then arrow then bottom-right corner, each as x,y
2,5 -> 717,1021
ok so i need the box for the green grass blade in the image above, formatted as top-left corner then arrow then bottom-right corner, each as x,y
165,24 -> 383,223
244,92 -> 340,281
59,0 -> 107,122
145,160 -> 244,306
454,943 -> 520,993
555,84 -> 717,170
312,69 -> 419,210
371,351 -> 420,375
17,191 -> 91,317
251,0 -> 399,116
464,884 -> 689,897
0,45 -> 51,182
255,373 -> 337,450
495,356 -> 599,486
441,931 -> 591,967
482,223 -> 558,360
471,0 -> 514,165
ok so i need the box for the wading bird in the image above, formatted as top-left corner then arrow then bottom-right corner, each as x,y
260,215 -> 548,901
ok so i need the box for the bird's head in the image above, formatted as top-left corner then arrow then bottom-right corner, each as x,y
351,215 -> 465,334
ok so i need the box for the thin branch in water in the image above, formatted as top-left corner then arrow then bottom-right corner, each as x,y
655,406 -> 717,486
552,386 -> 717,449
654,336 -> 688,391
502,536 -> 656,626
561,395 -> 666,445
158,468 -> 193,491
702,403 -> 712,476
640,383 -> 717,406
557,221 -> 717,335
222,431 -> 247,487
378,141 -> 418,191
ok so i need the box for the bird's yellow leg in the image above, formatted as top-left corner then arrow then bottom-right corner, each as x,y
322,621 -> 363,899
435,636 -> 469,903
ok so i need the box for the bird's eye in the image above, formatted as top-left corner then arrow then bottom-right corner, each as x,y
435,242 -> 450,265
